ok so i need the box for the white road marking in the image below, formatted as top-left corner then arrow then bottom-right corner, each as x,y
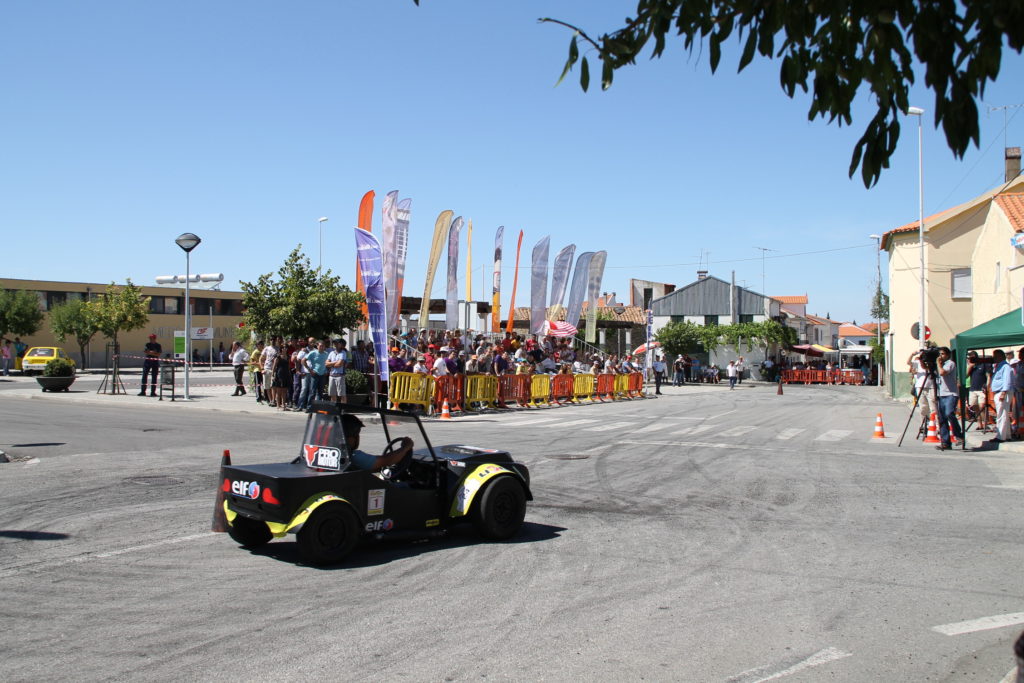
554,418 -> 599,428
720,425 -> 756,437
727,647 -> 852,683
632,422 -> 667,433
586,422 -> 634,432
931,611 -> 1024,636
502,416 -> 561,426
775,428 -> 804,440
814,430 -> 853,442
671,424 -> 714,436
997,667 -> 1018,683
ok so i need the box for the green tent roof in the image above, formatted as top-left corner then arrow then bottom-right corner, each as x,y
952,307 -> 1024,382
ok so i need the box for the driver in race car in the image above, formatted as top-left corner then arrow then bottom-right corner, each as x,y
341,414 -> 413,472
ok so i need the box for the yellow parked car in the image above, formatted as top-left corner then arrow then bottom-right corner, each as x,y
21,347 -> 75,375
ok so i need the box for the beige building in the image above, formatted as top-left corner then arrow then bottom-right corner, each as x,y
880,148 -> 1024,397
1,278 -> 244,369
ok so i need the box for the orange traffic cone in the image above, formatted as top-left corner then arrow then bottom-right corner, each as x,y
872,413 -> 886,439
211,449 -> 231,533
440,399 -> 452,420
777,379 -> 784,395
923,413 -> 941,443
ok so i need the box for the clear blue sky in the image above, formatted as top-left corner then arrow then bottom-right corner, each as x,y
4,1 -> 1023,326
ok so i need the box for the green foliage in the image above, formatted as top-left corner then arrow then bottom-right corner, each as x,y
870,284 -> 890,322
49,299 -> 98,370
240,247 -> 365,339
345,368 -> 368,394
538,1 -> 1023,187
0,289 -> 44,339
43,357 -> 75,377
655,320 -> 703,358
867,336 -> 886,365
87,281 -> 151,346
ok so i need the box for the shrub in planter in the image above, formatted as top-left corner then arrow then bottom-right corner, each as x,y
345,369 -> 368,394
44,358 -> 76,377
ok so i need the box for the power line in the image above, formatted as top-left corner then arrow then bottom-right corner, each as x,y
603,243 -> 873,269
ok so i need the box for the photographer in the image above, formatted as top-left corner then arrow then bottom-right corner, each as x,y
965,351 -> 992,432
934,347 -> 963,451
908,348 -> 936,432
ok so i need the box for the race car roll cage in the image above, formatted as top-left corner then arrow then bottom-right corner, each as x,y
295,401 -> 444,487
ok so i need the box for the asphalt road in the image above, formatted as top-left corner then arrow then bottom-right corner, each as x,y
2,384 -> 1022,681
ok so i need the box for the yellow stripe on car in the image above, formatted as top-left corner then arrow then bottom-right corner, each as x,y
450,464 -> 511,517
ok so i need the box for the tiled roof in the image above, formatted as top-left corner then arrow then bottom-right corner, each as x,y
861,322 -> 890,333
772,295 -> 808,304
995,193 -> 1024,232
839,323 -> 872,337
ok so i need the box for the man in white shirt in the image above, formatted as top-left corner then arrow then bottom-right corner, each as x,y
726,360 -> 738,390
432,349 -> 450,377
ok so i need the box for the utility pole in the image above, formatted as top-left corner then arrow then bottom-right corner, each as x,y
754,247 -> 776,294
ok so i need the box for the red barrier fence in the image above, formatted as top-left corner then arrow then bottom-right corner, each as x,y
595,374 -> 616,401
551,374 -> 575,404
781,369 -> 867,385
433,374 -> 464,413
497,374 -> 530,408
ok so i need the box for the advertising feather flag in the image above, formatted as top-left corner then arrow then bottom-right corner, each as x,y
548,243 -> 576,318
466,219 -> 473,303
354,228 -> 389,383
382,190 -> 399,332
419,210 -> 453,330
504,230 -> 524,334
355,190 -> 374,326
530,236 -> 550,336
492,226 -> 504,332
585,251 -> 607,343
565,251 -> 594,330
446,216 -> 463,332
394,198 -> 411,328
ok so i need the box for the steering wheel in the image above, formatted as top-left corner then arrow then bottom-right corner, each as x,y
381,437 -> 414,479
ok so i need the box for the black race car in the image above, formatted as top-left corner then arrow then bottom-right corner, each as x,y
221,402 -> 532,565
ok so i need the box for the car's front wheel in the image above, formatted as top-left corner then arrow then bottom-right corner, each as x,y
227,515 -> 272,548
297,503 -> 360,565
471,476 -> 526,540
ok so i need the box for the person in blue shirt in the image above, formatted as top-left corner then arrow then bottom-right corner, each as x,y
935,347 -> 964,450
341,414 -> 413,472
989,349 -> 1013,442
303,340 -> 329,410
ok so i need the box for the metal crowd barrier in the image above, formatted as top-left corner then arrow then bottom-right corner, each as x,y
388,372 -> 436,413
464,374 -> 499,410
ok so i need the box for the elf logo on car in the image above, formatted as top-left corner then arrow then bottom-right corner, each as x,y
365,519 -> 394,533
303,444 -> 342,470
231,480 -> 260,499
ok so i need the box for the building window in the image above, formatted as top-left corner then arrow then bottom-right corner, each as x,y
739,314 -> 754,323
995,262 -> 1001,292
951,268 -> 972,299
149,298 -> 165,314
164,297 -> 180,315
704,315 -> 719,326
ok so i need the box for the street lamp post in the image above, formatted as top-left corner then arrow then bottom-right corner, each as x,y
318,217 -> 328,271
908,106 -> 926,349
869,234 -> 883,348
175,232 -> 202,400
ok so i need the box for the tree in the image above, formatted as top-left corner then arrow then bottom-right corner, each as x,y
88,281 -> 151,347
49,299 -> 99,370
535,1 -> 1023,187
719,322 -> 760,356
655,320 -> 703,359
870,284 -> 890,322
749,320 -> 796,360
0,289 -> 44,340
240,247 -> 365,339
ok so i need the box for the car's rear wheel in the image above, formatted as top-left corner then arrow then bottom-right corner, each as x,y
228,515 -> 272,548
297,503 -> 360,565
471,476 -> 526,540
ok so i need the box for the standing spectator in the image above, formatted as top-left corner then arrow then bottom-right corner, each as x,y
351,339 -> 371,374
691,356 -> 702,382
990,349 -> 1013,443
327,338 -> 348,403
652,356 -> 666,394
294,337 -> 315,411
290,341 -> 306,406
230,341 -> 249,396
218,341 -> 226,365
1,339 -> 12,376
139,333 -> 161,396
965,351 -> 991,432
412,356 -> 428,374
935,346 -> 964,451
736,356 -> 745,384
432,349 -> 450,377
726,360 -> 737,389
270,338 -> 291,410
13,337 -> 27,370
250,340 -> 265,403
673,356 -> 685,386
304,340 -> 329,407
261,337 -> 279,407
